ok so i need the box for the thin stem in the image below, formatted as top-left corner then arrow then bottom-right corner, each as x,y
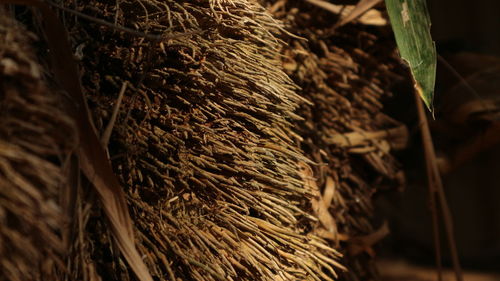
415,92 -> 464,281
416,91 -> 443,281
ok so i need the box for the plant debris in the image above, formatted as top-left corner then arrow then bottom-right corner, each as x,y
0,0 -> 409,280
0,10 -> 76,281
55,0 -> 346,280
266,0 -> 407,279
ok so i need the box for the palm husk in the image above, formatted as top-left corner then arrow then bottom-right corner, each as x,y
0,0 -> 409,280
54,0 -> 344,280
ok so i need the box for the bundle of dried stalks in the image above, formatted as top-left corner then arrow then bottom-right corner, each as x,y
266,1 -> 408,279
1,0 -> 408,280
0,10 -> 76,281
48,0 -> 345,280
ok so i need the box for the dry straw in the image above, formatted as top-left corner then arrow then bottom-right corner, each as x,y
267,1 -> 407,279
0,10 -> 77,280
56,0 -> 345,280
0,0 -> 407,280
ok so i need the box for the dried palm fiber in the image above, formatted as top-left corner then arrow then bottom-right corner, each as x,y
41,0 -> 346,280
0,9 -> 77,281
265,1 -> 408,280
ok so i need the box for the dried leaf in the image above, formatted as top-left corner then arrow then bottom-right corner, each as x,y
327,126 -> 408,151
298,162 -> 338,241
337,0 -> 383,27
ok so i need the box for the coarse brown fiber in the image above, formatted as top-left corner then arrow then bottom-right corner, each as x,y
0,0 -> 407,280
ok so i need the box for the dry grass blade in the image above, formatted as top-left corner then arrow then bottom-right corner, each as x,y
101,81 -> 127,149
305,0 -> 343,14
337,0 -> 383,27
39,7 -> 154,281
415,92 -> 463,281
327,125 -> 408,150
0,1 -> 153,281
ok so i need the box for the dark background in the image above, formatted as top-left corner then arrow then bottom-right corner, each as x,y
377,0 -> 500,272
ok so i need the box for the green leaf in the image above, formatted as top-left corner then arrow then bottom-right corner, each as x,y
385,0 -> 436,111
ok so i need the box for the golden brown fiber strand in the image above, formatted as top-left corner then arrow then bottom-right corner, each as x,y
2,0 -> 408,280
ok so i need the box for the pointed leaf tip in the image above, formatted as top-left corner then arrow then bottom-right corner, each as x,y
385,0 -> 437,112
